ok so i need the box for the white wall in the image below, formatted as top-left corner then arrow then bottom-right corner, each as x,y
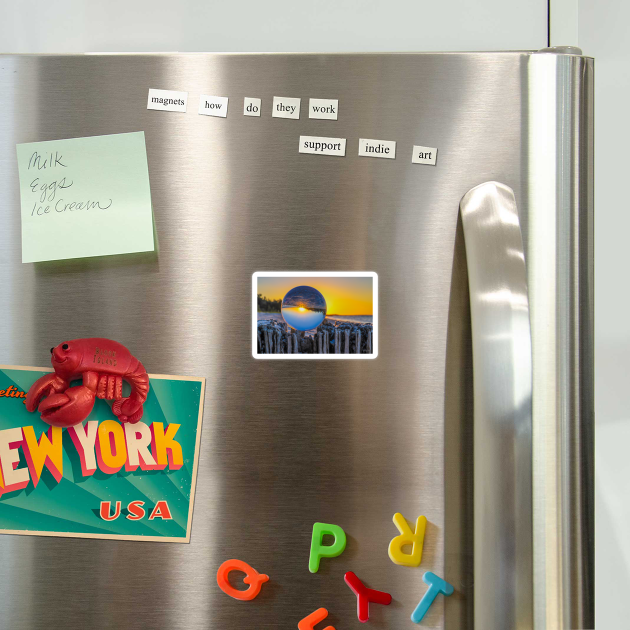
0,0 -> 547,53
576,1 -> 629,627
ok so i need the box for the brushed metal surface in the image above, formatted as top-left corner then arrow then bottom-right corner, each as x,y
0,52 -> 593,629
460,182 -> 533,630
527,52 -> 595,629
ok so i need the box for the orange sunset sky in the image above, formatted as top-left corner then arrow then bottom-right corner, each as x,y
258,276 -> 373,315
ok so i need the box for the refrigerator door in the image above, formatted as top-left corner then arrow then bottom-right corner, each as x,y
0,52 -> 593,629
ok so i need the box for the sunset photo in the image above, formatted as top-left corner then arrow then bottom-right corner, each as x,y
253,272 -> 377,359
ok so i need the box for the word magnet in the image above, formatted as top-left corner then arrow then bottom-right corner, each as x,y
198,95 -> 228,118
309,522 -> 346,573
411,145 -> 438,165
299,136 -> 346,157
147,88 -> 187,112
344,571 -> 392,622
411,572 -> 454,624
216,559 -> 269,601
358,138 -> 396,159
388,512 -> 427,567
272,96 -> 300,119
244,97 -> 261,117
308,98 -> 338,120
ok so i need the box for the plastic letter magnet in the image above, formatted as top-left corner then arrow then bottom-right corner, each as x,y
309,522 -> 347,573
344,571 -> 392,622
388,512 -> 427,567
216,559 -> 269,601
298,607 -> 335,630
410,571 -> 454,623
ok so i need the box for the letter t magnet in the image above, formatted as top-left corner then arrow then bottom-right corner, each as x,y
388,512 -> 427,566
411,572 -> 454,624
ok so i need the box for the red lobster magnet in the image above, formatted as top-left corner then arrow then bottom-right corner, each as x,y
26,338 -> 149,428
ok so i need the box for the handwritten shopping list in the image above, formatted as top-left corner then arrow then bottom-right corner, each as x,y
16,132 -> 154,263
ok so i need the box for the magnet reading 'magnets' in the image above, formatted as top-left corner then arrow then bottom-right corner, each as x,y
26,338 -> 149,428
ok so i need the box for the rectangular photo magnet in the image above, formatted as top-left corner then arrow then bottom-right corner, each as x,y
252,272 -> 378,359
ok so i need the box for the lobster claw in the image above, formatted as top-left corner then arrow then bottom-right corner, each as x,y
112,398 -> 144,424
25,373 -> 67,413
37,386 -> 96,428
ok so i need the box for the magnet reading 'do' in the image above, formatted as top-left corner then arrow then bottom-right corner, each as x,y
253,272 -> 378,360
26,338 -> 149,427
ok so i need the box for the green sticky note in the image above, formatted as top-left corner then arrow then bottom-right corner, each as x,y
16,132 -> 155,263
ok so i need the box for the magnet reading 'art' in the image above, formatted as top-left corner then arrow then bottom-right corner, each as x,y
25,338 -> 149,427
309,522 -> 347,573
216,559 -> 269,601
388,512 -> 427,567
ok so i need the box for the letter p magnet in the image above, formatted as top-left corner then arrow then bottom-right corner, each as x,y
309,522 -> 347,573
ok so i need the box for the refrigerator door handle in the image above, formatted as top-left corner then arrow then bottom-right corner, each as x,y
460,181 -> 533,629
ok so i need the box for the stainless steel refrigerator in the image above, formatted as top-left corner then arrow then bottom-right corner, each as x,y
0,50 -> 593,629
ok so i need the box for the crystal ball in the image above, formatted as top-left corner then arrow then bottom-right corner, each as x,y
281,285 -> 327,331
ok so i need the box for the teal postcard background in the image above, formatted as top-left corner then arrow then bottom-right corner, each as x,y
0,367 -> 204,542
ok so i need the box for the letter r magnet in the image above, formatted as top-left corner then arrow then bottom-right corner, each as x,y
388,512 -> 427,566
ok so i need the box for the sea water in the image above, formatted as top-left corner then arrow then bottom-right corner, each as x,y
281,306 -> 326,331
